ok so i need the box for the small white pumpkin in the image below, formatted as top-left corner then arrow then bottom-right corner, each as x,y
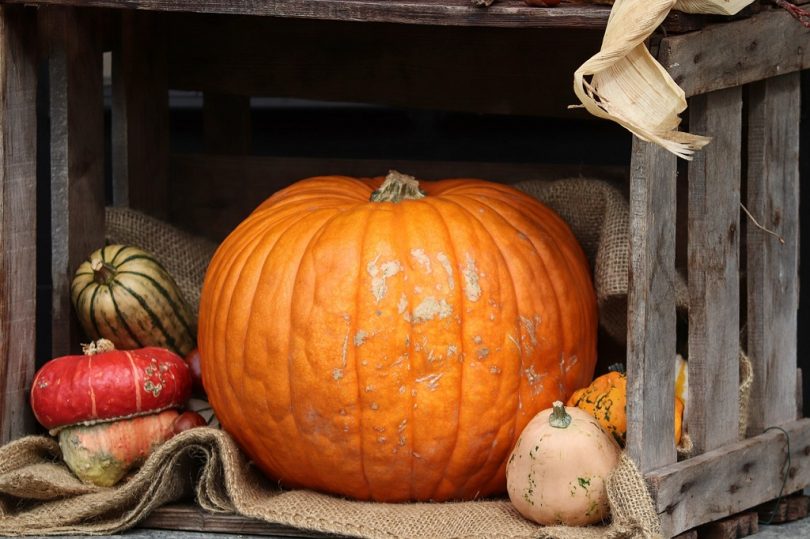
506,401 -> 621,526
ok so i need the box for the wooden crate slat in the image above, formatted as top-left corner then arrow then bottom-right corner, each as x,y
686,86 -> 742,454
112,10 -> 169,217
626,138 -> 678,473
647,417 -> 810,537
745,72 -> 801,435
165,14 -> 604,118
0,1 -> 616,29
142,504 -> 344,538
47,6 -> 106,358
659,9 -> 810,98
0,5 -> 37,445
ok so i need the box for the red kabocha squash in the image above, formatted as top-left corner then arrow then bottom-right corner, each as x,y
198,171 -> 598,502
30,339 -> 192,486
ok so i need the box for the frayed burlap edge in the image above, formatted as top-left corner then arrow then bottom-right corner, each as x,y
0,429 -> 661,539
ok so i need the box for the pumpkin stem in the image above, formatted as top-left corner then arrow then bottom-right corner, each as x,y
549,401 -> 572,429
81,338 -> 116,356
370,170 -> 426,203
91,258 -> 117,285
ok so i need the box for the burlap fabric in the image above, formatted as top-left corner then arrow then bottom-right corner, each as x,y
105,206 -> 218,318
0,428 -> 661,538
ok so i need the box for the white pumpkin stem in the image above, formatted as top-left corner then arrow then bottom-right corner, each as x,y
549,401 -> 572,429
370,170 -> 426,203
82,338 -> 116,356
91,258 -> 117,285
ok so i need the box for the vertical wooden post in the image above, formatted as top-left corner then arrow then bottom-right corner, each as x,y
746,73 -> 801,435
112,10 -> 169,217
687,87 -> 742,454
0,5 -> 38,444
203,93 -> 252,155
48,7 -> 106,359
626,137 -> 678,472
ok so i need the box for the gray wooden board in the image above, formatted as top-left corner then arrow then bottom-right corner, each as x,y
659,9 -> 810,97
46,6 -> 106,358
648,417 -> 810,537
745,72 -> 801,435
0,5 -> 37,444
626,137 -> 678,473
0,1 -> 616,29
686,86 -> 742,455
142,505 -> 349,537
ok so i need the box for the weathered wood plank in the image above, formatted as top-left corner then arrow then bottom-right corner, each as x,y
166,14 -> 603,118
745,72 -> 801,436
0,1 -> 616,29
112,9 -> 169,216
647,417 -> 810,537
47,7 -> 106,357
659,9 -> 810,97
755,493 -> 810,525
686,86 -> 742,455
0,5 -> 37,444
626,137 -> 678,473
203,93 -> 251,155
169,153 -> 628,242
697,512 -> 758,539
142,504 -> 345,538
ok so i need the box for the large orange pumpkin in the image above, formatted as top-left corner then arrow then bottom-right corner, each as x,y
198,171 -> 597,502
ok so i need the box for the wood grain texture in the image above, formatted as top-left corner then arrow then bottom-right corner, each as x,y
142,504 -> 346,537
659,9 -> 810,98
0,1 -> 616,29
112,9 -> 169,216
166,14 -> 603,118
47,7 -> 106,358
745,72 -> 801,435
0,5 -> 37,444
169,153 -> 627,241
626,137 -> 678,473
755,493 -> 810,524
686,87 -> 742,455
648,417 -> 810,537
697,512 -> 758,539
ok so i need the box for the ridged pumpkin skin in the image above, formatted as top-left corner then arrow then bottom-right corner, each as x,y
71,245 -> 196,356
198,172 -> 598,502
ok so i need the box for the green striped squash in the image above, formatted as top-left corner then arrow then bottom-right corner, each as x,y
71,244 -> 196,356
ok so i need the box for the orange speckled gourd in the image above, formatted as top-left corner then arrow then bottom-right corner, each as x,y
567,367 -> 684,446
198,171 -> 598,502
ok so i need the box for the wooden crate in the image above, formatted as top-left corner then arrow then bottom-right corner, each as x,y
1,1 -> 809,537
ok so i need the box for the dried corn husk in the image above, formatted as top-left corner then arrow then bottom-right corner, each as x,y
573,0 -> 756,159
567,0 -> 753,13
675,0 -> 754,15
